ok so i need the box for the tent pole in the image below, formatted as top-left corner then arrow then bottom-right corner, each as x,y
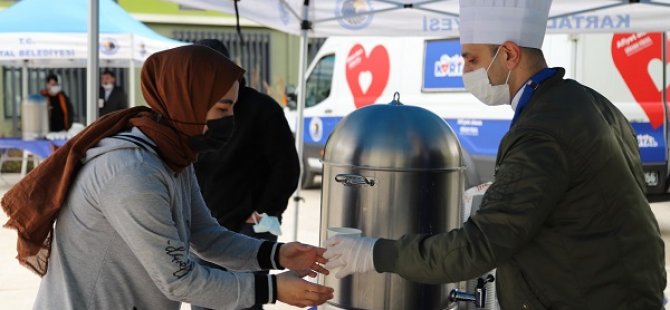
292,0 -> 310,242
86,0 -> 99,125
15,60 -> 28,137
129,60 -> 136,107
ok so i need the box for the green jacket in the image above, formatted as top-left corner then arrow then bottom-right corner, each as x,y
374,68 -> 666,309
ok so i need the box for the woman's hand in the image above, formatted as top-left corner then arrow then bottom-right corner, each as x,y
279,242 -> 329,276
276,271 -> 334,308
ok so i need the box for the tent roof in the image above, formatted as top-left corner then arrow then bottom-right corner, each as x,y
0,0 -> 177,43
0,0 -> 185,67
166,0 -> 670,37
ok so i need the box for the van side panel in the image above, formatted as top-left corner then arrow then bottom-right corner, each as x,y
294,34 -> 670,195
578,32 -> 668,193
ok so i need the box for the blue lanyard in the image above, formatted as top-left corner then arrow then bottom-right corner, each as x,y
510,68 -> 557,128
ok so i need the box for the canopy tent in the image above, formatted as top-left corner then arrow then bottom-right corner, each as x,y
0,0 -> 184,67
165,0 -> 670,241
166,0 -> 670,37
0,0 -> 185,132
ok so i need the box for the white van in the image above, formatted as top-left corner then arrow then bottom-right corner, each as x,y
286,33 -> 669,197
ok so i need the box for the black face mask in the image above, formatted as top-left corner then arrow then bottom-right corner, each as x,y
189,115 -> 235,153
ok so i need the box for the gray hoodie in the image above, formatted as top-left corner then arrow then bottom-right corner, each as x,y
34,127 -> 277,310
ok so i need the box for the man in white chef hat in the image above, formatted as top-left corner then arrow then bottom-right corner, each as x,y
323,0 -> 667,309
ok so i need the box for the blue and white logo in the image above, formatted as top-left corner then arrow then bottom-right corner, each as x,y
278,1 -> 290,26
100,38 -> 119,55
638,134 -> 659,148
631,123 -> 666,163
424,39 -> 464,90
335,0 -> 374,31
434,54 -> 463,78
309,117 -> 324,142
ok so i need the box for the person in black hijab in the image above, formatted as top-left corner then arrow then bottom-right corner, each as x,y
193,39 -> 300,310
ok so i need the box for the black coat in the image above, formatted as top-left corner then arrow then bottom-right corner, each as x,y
42,90 -> 73,132
99,86 -> 128,116
194,86 -> 300,232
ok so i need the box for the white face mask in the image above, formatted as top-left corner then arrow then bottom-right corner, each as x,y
102,83 -> 114,91
462,46 -> 511,106
48,85 -> 61,96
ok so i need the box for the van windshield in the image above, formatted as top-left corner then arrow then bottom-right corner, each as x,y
305,54 -> 335,108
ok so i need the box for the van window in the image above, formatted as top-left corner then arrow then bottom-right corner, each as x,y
305,54 -> 335,108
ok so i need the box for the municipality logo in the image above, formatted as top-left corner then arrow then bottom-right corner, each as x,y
335,0 -> 374,31
100,38 -> 119,55
309,117 -> 323,142
434,54 -> 464,78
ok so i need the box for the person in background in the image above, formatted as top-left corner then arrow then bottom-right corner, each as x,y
2,45 -> 333,310
99,69 -> 128,117
40,73 -> 73,132
323,0 -> 666,309
192,38 -> 301,310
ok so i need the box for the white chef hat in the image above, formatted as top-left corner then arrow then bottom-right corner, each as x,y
459,0 -> 553,49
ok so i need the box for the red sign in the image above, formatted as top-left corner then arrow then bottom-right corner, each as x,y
611,32 -> 668,129
345,44 -> 390,108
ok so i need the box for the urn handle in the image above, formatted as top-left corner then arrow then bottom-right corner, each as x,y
334,174 -> 375,187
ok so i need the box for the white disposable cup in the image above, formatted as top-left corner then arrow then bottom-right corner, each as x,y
327,227 -> 362,239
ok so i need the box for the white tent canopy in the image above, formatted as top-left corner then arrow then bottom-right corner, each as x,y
0,0 -> 186,128
0,0 -> 184,68
165,0 -> 670,240
166,0 -> 670,37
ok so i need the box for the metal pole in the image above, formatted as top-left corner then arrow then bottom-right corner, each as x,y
662,32 -> 668,172
292,1 -> 310,242
86,0 -> 99,125
129,59 -> 136,107
15,60 -> 28,136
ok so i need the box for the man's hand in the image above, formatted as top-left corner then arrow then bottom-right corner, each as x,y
323,236 -> 377,278
279,242 -> 329,276
276,271 -> 334,308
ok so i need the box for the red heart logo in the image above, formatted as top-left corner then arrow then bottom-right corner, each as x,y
345,44 -> 390,108
611,33 -> 669,129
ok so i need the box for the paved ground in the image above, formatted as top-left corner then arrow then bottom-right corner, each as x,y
1,173 -> 670,309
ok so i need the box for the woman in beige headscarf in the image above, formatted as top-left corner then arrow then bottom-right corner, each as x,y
2,45 -> 333,309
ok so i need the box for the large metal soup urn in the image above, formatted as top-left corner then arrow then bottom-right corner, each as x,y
320,94 -> 465,310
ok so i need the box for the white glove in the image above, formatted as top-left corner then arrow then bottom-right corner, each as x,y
323,236 -> 377,278
252,213 -> 282,236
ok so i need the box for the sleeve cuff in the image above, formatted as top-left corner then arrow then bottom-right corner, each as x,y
257,242 -> 285,270
254,274 -> 278,304
373,238 -> 397,273
273,243 -> 285,270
